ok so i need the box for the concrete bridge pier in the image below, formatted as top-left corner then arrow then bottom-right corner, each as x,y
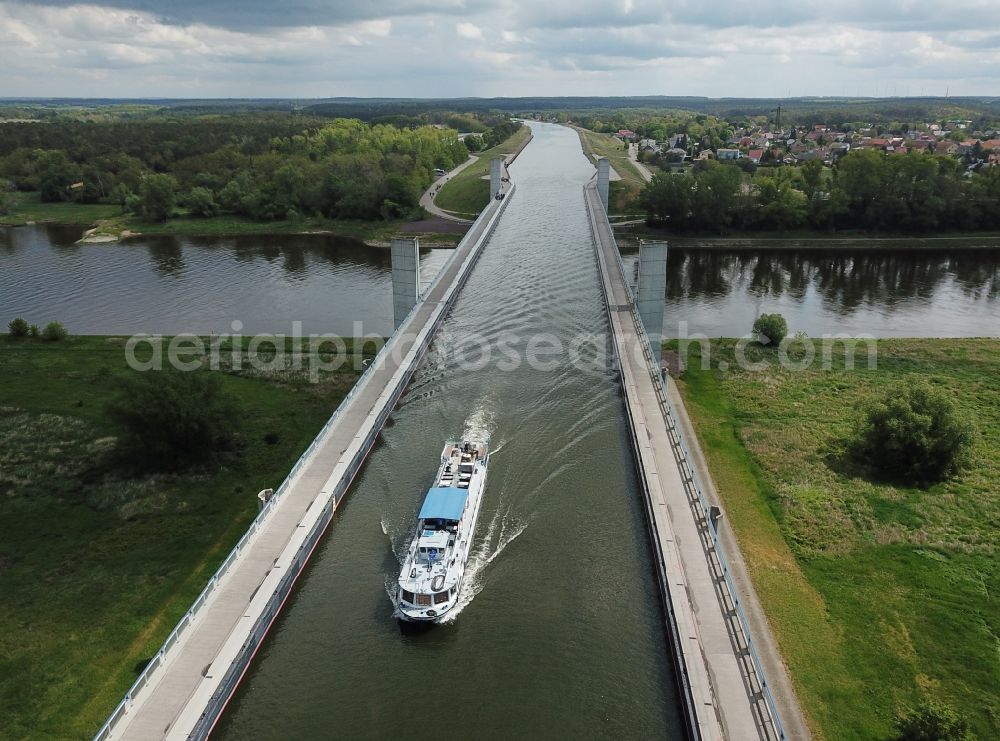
636,241 -> 667,344
490,157 -> 503,199
597,157 -> 610,211
391,237 -> 421,329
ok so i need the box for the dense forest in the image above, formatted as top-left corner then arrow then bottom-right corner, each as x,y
0,112 -> 518,221
639,150 -> 1000,234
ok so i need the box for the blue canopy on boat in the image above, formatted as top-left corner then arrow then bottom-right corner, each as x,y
418,487 -> 468,521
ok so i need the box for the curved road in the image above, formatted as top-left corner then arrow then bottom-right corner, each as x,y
419,155 -> 477,223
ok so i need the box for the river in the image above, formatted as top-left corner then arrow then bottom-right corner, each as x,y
3,226 -> 999,342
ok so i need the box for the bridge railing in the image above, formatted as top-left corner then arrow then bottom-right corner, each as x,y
587,184 -> 787,741
92,182 -> 514,741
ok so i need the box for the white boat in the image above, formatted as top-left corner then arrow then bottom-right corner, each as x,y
396,440 -> 488,622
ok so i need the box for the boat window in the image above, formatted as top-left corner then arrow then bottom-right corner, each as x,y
401,590 -> 414,603
434,591 -> 450,605
459,463 -> 473,473
450,588 -> 456,597
416,593 -> 432,606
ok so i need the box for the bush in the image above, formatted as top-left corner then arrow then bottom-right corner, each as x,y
8,317 -> 29,337
107,371 -> 238,471
752,313 -> 788,346
185,186 -> 219,217
895,699 -> 974,741
28,324 -> 39,338
41,321 -> 68,341
854,380 -> 974,483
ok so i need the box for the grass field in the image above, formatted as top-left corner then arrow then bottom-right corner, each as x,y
675,338 -> 999,739
433,125 -> 532,216
0,191 -> 119,225
570,126 -> 646,215
0,334 -> 374,738
0,191 -> 460,244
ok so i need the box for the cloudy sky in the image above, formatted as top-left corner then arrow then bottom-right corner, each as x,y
1,0 -> 999,98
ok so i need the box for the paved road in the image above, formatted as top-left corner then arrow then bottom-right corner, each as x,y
629,143 -> 655,183
419,155 -> 477,223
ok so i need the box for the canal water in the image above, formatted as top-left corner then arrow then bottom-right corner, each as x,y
212,122 -> 682,738
4,223 -> 999,341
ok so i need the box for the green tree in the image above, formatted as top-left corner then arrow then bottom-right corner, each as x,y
639,172 -> 693,229
110,183 -> 133,213
752,313 -> 788,346
755,174 -> 808,231
138,174 -> 177,221
106,371 -> 238,471
35,149 -> 80,202
8,317 -> 29,337
185,186 -> 219,217
41,321 -> 68,341
854,380 -> 974,483
833,149 -> 885,227
800,159 -> 824,198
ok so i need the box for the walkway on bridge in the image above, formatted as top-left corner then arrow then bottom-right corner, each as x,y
99,180 -> 516,741
585,181 -> 808,741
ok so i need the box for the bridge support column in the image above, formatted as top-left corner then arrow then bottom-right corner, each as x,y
490,157 -> 503,199
597,157 -> 610,211
637,241 -> 668,343
391,237 -> 420,329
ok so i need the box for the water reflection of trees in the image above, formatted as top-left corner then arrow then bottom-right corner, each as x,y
672,249 -> 1000,315
145,236 -> 185,276
668,250 -> 733,298
945,253 -> 1000,301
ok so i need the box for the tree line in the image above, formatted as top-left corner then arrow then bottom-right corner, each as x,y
639,150 -> 1000,233
0,114 -> 519,221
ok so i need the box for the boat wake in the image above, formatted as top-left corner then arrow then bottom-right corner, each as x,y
438,503 -> 527,624
462,397 -> 496,449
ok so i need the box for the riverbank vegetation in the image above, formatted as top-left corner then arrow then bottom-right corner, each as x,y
640,151 -> 1000,235
0,111 -> 521,236
433,124 -> 531,216
675,338 -> 999,739
0,334 -> 375,737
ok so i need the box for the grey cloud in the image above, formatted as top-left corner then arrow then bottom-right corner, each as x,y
515,0 -> 669,30
13,0 -> 489,29
516,0 -> 1000,34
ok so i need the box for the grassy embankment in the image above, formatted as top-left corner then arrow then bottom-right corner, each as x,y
570,126 -> 646,216
0,191 -> 462,245
433,125 -> 532,217
674,338 -> 999,739
0,334 -> 376,738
